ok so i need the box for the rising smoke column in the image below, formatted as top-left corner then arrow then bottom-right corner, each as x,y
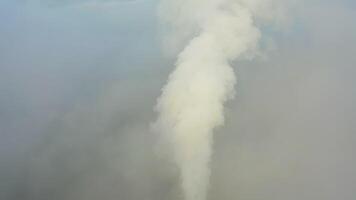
154,1 -> 270,200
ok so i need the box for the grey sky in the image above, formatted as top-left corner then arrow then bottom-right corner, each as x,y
0,0 -> 355,200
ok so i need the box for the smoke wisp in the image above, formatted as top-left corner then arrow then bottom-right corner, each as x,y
154,1 -> 280,200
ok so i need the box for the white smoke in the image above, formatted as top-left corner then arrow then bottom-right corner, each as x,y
154,1 -> 284,200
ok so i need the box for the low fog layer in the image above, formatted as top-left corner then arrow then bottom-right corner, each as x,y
1,0 -> 355,200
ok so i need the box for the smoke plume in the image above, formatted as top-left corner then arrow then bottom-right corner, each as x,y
153,1 -> 281,200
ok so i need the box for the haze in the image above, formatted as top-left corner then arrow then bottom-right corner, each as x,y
1,0 -> 355,200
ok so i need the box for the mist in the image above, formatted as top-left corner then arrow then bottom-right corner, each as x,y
1,0 -> 355,200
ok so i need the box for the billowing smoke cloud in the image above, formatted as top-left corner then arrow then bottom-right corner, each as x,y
153,1 -> 282,200
2,0 -> 356,200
